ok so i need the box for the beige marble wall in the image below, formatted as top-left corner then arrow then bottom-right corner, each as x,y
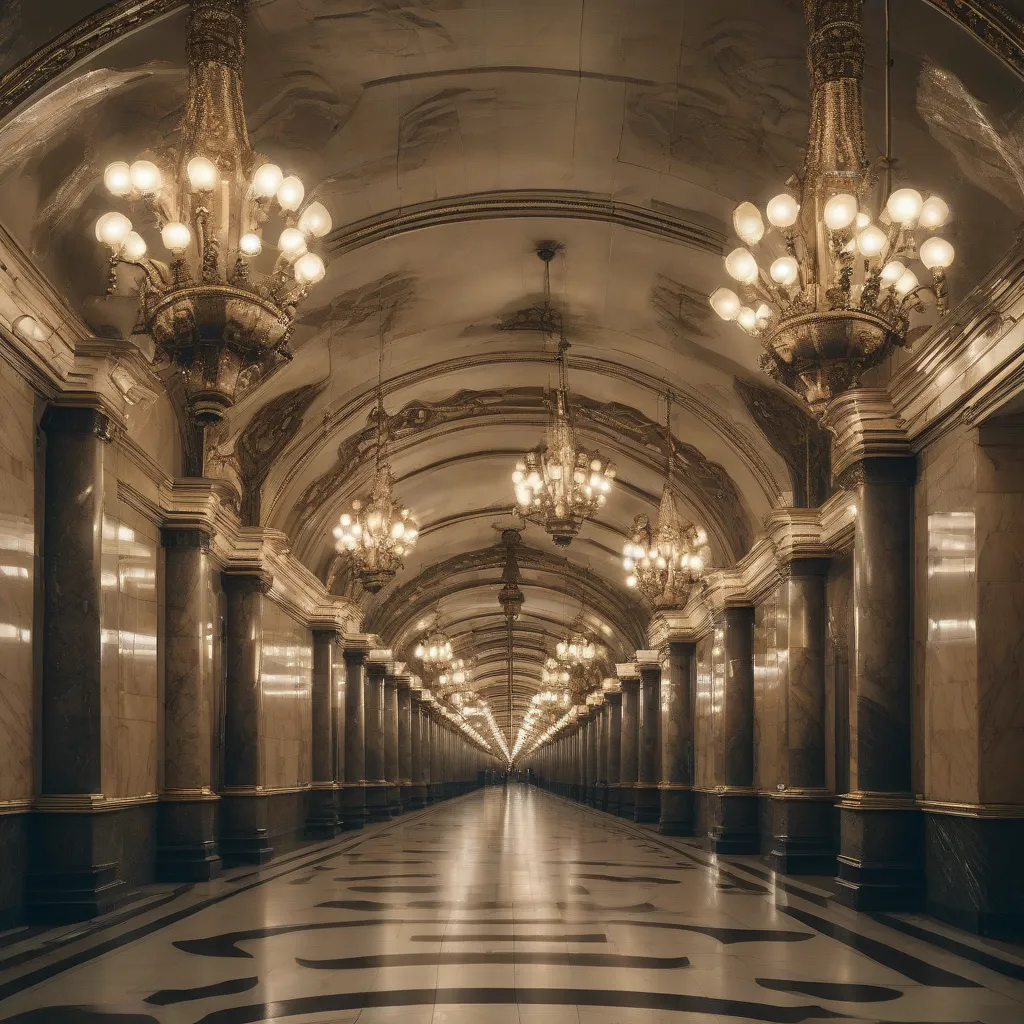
693,627 -> 725,789
100,465 -> 160,800
753,588 -> 782,792
0,360 -> 37,805
261,600 -> 312,790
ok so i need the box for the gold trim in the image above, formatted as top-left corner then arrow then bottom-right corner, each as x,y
837,791 -> 917,811
160,787 -> 220,802
918,798 -> 1024,820
0,798 -> 34,816
35,792 -> 159,813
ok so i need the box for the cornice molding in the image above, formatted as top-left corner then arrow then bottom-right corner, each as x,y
822,389 -> 913,478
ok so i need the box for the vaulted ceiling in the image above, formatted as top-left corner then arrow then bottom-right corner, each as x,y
3,0 -> 1024,747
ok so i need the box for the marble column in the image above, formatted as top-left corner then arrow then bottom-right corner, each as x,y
660,641 -> 695,836
709,606 -> 757,853
769,559 -> 833,874
341,637 -> 370,830
605,689 -> 622,815
332,641 -> 346,828
421,702 -> 433,803
384,668 -> 401,817
158,526 -> 221,880
618,670 -> 640,819
835,456 -> 921,909
31,406 -> 124,921
398,675 -> 413,810
364,651 -> 391,822
220,570 -> 272,864
409,688 -> 427,808
306,628 -> 341,839
429,711 -> 443,802
595,697 -> 608,809
635,656 -> 662,823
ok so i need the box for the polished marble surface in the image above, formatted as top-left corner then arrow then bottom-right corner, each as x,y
2,784 -> 1024,1022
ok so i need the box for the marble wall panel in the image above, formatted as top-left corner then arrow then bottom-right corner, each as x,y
753,589 -> 782,792
0,360 -> 36,805
260,601 -> 312,790
123,391 -> 180,479
693,630 -> 725,789
99,468 -> 160,800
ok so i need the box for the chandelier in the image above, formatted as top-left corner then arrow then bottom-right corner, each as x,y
708,0 -> 955,417
555,628 -> 596,666
93,0 -> 331,464
437,659 -> 472,697
414,611 -> 454,670
512,246 -> 615,547
622,397 -> 712,607
333,319 -> 418,593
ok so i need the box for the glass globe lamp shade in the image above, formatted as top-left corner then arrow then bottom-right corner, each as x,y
95,212 -> 132,248
103,162 -> 132,196
161,222 -> 191,252
886,188 -> 924,225
737,306 -> 758,332
732,201 -> 764,244
238,232 -> 262,256
880,260 -> 906,286
278,228 -> 307,257
298,201 -> 332,238
277,175 -> 305,211
856,224 -> 889,259
919,237 -> 955,270
294,252 -> 326,285
919,196 -> 950,229
725,247 -> 758,284
186,156 -> 218,191
823,193 -> 858,231
709,287 -> 741,321
770,256 -> 799,286
766,193 -> 800,228
251,163 -> 284,198
121,231 -> 148,261
128,160 -> 162,194
894,268 -> 919,296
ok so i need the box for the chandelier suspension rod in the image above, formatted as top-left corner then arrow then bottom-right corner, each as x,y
375,297 -> 386,471
884,0 -> 893,200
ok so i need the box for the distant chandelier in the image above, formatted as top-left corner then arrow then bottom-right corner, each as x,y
623,396 -> 712,607
333,315 -> 418,593
414,607 -> 454,670
512,246 -> 615,547
555,628 -> 597,666
437,659 -> 472,697
708,0 -> 955,417
93,0 -> 331,452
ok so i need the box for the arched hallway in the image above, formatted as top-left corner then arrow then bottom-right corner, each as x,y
1,784 -> 1022,1023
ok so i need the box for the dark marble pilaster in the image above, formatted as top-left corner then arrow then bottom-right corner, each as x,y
397,677 -> 413,809
618,675 -> 639,820
341,638 -> 370,830
605,690 -> 622,815
429,710 -> 444,802
158,526 -> 221,880
835,457 -> 922,911
409,690 -> 427,808
220,571 -> 272,865
306,628 -> 341,839
635,659 -> 662,823
384,671 -> 401,817
594,698 -> 607,809
709,607 -> 757,854
364,653 -> 391,822
660,641 -> 695,836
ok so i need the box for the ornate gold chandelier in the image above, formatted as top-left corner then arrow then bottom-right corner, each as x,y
333,324 -> 418,594
512,247 -> 615,547
708,0 -> 955,417
622,397 -> 711,607
414,609 -> 454,670
93,0 -> 330,461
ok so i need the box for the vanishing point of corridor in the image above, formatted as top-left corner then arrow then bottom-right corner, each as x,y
1,785 -> 1022,1024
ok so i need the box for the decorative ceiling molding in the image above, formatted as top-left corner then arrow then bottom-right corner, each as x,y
325,189 -> 724,258
3,0 -> 1024,131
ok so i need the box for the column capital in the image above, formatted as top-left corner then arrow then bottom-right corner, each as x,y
221,567 -> 273,594
311,625 -> 343,645
41,403 -> 112,441
615,662 -> 639,679
342,633 -> 374,662
822,387 -> 912,478
161,525 -> 214,551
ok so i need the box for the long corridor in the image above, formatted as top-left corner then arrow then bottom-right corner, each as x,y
1,786 -> 1023,1023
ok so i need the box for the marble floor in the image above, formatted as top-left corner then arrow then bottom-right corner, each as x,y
1,786 -> 1023,1024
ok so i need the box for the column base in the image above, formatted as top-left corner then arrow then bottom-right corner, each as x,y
220,793 -> 273,865
157,798 -> 222,881
618,786 -> 635,820
305,787 -> 339,840
595,784 -> 608,811
387,785 -> 402,817
365,784 -> 392,823
707,790 -> 758,854
765,794 -> 836,875
341,785 -> 368,830
27,810 -> 129,924
607,784 -> 621,816
659,787 -> 695,836
407,784 -> 428,809
832,800 -> 923,911
399,784 -> 414,811
633,784 -> 661,823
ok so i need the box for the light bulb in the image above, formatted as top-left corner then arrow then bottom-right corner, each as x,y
886,187 -> 924,225
766,193 -> 799,228
724,247 -> 759,284
294,252 -> 326,284
823,193 -> 858,230
856,224 -> 889,259
129,160 -> 162,194
919,195 -> 950,229
238,232 -> 262,256
919,236 -> 955,270
880,260 -> 906,286
104,161 -> 132,196
251,163 -> 284,198
737,306 -> 758,331
161,221 -> 191,252
755,302 -> 772,323
769,256 -> 799,286
855,211 -> 871,229
894,268 -> 919,296
121,231 -> 147,261
732,201 -> 764,245
277,175 -> 305,211
298,201 -> 332,238
186,156 -> 218,191
278,227 -> 307,256
95,212 -> 132,247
